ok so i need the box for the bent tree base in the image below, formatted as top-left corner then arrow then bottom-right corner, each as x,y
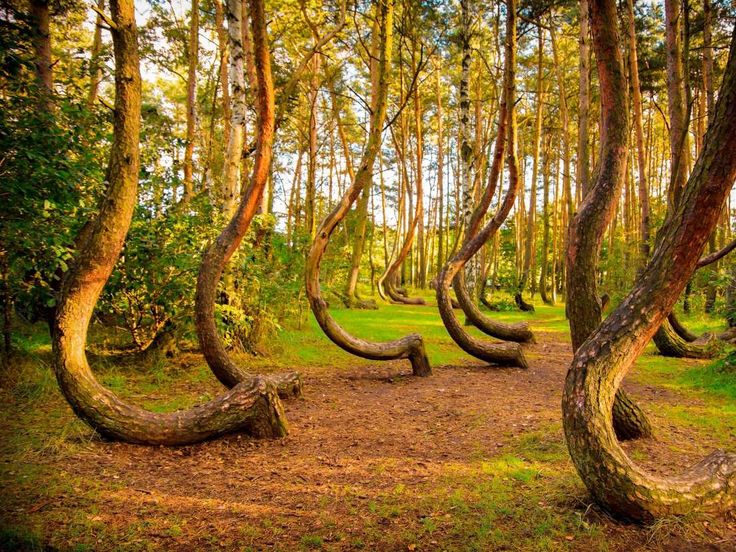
305,0 -> 430,379
51,0 -> 288,446
653,317 -> 719,359
194,0 -> 301,399
456,272 -> 535,343
563,16 -> 736,521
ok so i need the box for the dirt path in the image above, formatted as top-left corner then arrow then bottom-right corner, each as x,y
1,330 -> 735,551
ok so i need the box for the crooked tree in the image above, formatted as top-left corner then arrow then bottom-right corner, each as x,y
562,20 -> 736,520
305,0 -> 431,377
435,0 -> 529,369
51,0 -> 288,445
565,0 -> 652,442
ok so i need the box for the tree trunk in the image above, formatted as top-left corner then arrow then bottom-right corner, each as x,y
379,101 -> 425,304
539,134 -> 553,305
51,0 -> 288,445
516,29 -> 544,310
305,0 -> 430,377
30,0 -> 52,92
436,0 -> 528,369
334,89 -> 372,308
222,0 -> 245,216
194,0 -> 301,397
435,64 -> 445,278
576,0 -> 590,198
625,0 -> 650,264
214,0 -> 231,146
182,0 -> 198,204
87,0 -> 104,108
652,317 -> 718,358
566,0 -> 651,442
562,24 -> 736,520
664,0 -> 689,210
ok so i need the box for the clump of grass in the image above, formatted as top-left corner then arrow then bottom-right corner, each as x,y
0,525 -> 44,551
681,349 -> 736,400
300,534 -> 323,549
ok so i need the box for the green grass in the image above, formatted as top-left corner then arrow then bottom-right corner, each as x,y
2,290 -> 735,550
274,289 -> 560,368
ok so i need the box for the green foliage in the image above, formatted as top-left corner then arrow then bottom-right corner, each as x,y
100,197 -> 220,348
0,92 -> 107,322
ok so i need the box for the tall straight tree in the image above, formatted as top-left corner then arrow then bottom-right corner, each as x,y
182,0 -> 199,204
625,0 -> 650,262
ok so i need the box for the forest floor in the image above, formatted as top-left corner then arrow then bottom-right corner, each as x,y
1,294 -> 735,551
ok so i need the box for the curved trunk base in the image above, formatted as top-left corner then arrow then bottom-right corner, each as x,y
437,274 -> 528,369
612,389 -> 653,441
514,293 -> 535,312
653,318 -> 719,359
668,312 -> 698,342
386,279 -> 426,305
456,274 -> 535,343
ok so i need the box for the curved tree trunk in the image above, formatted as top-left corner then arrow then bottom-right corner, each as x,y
565,0 -> 651,442
455,272 -> 534,343
381,146 -> 425,305
305,0 -> 430,377
562,22 -> 736,520
449,13 -> 535,346
436,0 -> 527,370
667,312 -> 698,342
652,317 -> 718,358
51,0 -> 288,446
194,0 -> 301,397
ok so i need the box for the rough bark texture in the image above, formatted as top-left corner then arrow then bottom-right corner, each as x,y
652,317 -> 718,359
30,0 -> 52,97
222,0 -> 245,216
664,0 -> 689,209
87,0 -> 104,108
562,19 -> 736,522
566,0 -> 652,443
305,0 -> 430,377
194,0 -> 302,397
51,0 -> 288,446
435,0 -> 527,370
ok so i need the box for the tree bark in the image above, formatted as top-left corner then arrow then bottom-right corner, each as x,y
516,29 -> 544,309
539,135 -> 553,305
625,0 -> 650,264
566,0 -> 652,442
664,0 -> 689,210
451,30 -> 534,345
222,0 -> 245,216
436,0 -> 528,369
562,24 -> 736,520
182,0 -> 199,204
194,0 -> 301,397
435,64 -> 445,278
305,0 -> 430,377
576,0 -> 590,198
51,0 -> 288,445
214,0 -> 231,145
87,0 -> 104,108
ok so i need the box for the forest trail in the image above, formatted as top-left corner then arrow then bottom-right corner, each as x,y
2,312 -> 734,551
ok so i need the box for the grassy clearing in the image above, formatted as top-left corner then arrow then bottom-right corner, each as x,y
1,291 -> 734,550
